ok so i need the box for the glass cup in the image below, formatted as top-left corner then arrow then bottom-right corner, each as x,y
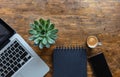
87,36 -> 102,48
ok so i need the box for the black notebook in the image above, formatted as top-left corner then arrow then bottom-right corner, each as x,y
53,46 -> 87,77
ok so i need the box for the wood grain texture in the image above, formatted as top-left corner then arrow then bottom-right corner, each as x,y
0,0 -> 120,77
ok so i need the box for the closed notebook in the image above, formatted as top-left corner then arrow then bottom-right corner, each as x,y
53,47 -> 87,77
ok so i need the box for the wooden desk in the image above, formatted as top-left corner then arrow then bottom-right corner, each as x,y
0,0 -> 120,77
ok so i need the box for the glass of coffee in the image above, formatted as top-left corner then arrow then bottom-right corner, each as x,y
87,36 -> 102,48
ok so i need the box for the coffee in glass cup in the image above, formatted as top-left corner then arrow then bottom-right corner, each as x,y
87,36 -> 101,48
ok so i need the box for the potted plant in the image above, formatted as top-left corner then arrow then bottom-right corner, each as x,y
29,18 -> 58,49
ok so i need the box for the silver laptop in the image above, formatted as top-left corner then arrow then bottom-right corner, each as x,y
0,19 -> 49,77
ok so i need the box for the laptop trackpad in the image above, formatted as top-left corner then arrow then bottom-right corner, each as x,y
20,59 -> 46,77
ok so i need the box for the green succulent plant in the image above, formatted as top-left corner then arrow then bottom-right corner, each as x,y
29,18 -> 58,49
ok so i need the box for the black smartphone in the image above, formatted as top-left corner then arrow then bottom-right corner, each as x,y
88,53 -> 112,77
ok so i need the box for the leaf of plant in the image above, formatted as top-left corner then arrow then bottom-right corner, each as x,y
42,38 -> 47,45
39,42 -> 44,49
48,29 -> 58,34
34,43 -> 38,46
32,34 -> 40,38
29,34 -> 41,41
34,20 -> 39,25
44,21 -> 48,31
50,35 -> 57,40
39,18 -> 45,26
38,37 -> 43,40
45,43 -> 50,48
47,19 -> 50,25
35,25 -> 41,31
48,24 -> 54,30
47,37 -> 55,44
29,36 -> 35,41
46,19 -> 50,30
30,24 -> 35,29
29,30 -> 37,35
34,38 -> 40,45
53,29 -> 58,33
38,25 -> 42,31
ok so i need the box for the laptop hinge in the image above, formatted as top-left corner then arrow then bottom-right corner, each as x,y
0,39 -> 10,50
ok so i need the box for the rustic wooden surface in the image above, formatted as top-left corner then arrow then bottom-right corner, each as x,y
0,0 -> 120,77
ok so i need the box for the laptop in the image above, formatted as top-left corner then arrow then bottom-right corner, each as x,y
0,18 -> 49,77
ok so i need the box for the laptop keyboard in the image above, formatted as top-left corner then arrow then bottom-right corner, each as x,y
0,40 -> 32,77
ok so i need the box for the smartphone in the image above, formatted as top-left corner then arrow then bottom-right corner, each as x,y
88,53 -> 112,77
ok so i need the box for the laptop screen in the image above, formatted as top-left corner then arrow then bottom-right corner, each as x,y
0,19 -> 15,46
0,24 -> 10,41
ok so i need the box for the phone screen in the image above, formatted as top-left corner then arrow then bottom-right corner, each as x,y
88,53 -> 112,77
